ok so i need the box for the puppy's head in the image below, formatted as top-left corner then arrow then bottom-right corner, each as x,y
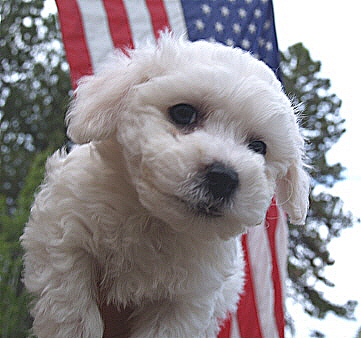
67,34 -> 309,239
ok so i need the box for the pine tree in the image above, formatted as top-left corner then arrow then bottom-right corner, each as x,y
281,44 -> 357,326
0,0 -> 71,209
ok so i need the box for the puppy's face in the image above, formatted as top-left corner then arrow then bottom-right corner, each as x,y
67,36 -> 309,239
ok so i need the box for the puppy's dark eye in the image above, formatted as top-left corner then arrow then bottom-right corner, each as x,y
248,140 -> 267,155
168,104 -> 198,126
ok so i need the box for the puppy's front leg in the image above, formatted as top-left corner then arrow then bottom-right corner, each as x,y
24,247 -> 103,338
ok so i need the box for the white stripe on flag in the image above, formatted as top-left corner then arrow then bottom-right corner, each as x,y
123,0 -> 156,48
163,0 -> 188,38
247,224 -> 280,338
76,0 -> 114,70
276,206 -> 288,302
230,312 -> 241,338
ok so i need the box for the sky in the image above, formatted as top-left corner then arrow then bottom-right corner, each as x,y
273,0 -> 361,337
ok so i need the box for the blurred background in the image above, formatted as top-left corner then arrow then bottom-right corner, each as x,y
0,0 -> 360,337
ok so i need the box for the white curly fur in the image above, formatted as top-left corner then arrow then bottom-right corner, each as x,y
21,34 -> 309,338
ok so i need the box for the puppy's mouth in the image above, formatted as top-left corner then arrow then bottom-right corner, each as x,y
194,199 -> 226,217
179,162 -> 239,218
177,197 -> 224,217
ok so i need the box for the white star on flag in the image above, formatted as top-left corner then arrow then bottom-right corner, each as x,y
248,23 -> 257,33
215,22 -> 224,32
201,4 -> 211,15
238,8 -> 247,18
233,23 -> 241,33
196,19 -> 205,31
265,41 -> 273,50
221,6 -> 230,16
254,8 -> 262,18
241,39 -> 251,49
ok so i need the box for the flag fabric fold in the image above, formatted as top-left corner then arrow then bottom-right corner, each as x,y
55,1 -> 287,337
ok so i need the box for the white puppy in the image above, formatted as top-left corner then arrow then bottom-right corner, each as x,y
21,34 -> 309,338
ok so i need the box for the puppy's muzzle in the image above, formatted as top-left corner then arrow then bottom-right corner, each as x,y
180,161 -> 239,217
205,162 -> 239,201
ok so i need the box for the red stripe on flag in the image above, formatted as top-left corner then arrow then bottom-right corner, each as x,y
217,313 -> 232,338
55,0 -> 92,88
237,235 -> 263,338
266,199 -> 285,338
102,0 -> 134,50
145,0 -> 170,38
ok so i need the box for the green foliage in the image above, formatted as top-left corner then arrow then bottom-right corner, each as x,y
0,236 -> 30,337
0,0 -> 71,209
0,148 -> 53,337
281,44 -> 358,326
0,4 -> 66,332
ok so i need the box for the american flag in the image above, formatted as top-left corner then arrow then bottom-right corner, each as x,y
55,1 -> 287,337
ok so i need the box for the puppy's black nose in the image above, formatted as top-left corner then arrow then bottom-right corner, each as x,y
205,162 -> 239,200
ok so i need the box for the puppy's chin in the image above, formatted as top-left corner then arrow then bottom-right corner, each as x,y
137,185 -> 269,240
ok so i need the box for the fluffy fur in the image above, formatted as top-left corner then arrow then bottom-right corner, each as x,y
21,34 -> 309,338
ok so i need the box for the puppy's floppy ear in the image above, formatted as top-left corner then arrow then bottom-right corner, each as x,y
276,160 -> 310,225
66,67 -> 128,144
65,74 -> 119,143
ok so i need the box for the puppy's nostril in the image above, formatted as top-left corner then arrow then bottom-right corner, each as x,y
205,162 -> 239,200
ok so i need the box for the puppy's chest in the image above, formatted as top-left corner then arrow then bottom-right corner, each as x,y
99,234 -> 240,301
